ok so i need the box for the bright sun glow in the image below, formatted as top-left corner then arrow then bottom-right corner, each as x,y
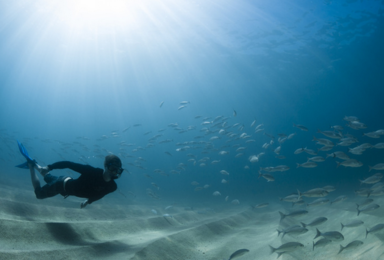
58,0 -> 141,32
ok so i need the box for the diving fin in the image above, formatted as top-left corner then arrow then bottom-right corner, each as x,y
15,162 -> 30,169
16,140 -> 37,168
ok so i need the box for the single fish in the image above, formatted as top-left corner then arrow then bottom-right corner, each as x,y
338,241 -> 363,254
280,192 -> 301,203
307,198 -> 329,207
297,162 -> 318,168
213,191 -> 221,196
301,217 -> 328,228
357,198 -> 374,207
220,170 -> 230,175
269,242 -> 304,258
253,203 -> 269,209
372,182 -> 384,191
231,199 -> 240,205
259,171 -> 275,182
159,101 -> 164,107
369,163 -> 384,172
307,156 -> 325,162
327,151 -> 350,160
330,195 -> 347,205
313,137 -> 334,146
301,188 -> 328,198
359,174 -> 382,184
323,185 -> 336,192
366,223 -> 384,238
279,210 -> 308,222
294,148 -> 305,154
227,249 -> 249,260
277,225 -> 308,238
357,203 -> 380,216
337,159 -> 363,168
293,124 -> 308,131
303,147 -> 317,155
317,129 -> 342,139
341,220 -> 364,231
313,238 -> 332,251
314,229 -> 344,241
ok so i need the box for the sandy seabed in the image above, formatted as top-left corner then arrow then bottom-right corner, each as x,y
1,178 -> 384,260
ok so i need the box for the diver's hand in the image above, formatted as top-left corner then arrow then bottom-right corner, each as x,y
80,199 -> 89,209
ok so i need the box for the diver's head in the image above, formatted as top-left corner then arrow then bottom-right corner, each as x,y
104,154 -> 123,179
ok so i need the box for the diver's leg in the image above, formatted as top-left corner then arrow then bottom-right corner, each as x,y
28,162 -> 41,190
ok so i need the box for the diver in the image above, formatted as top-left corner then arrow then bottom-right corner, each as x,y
16,140 -> 123,208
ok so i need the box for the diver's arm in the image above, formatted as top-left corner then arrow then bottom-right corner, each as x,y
47,161 -> 96,175
86,184 -> 117,205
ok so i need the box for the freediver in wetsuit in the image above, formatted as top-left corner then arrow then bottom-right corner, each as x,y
17,141 -> 124,208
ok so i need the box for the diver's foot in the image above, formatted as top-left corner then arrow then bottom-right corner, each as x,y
34,164 -> 50,176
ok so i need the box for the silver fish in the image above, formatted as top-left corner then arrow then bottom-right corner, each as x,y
227,249 -> 249,260
369,163 -> 384,172
313,137 -> 334,146
292,199 -> 305,207
338,241 -> 363,254
259,172 -> 275,182
253,203 -> 269,208
269,242 -> 304,258
355,188 -> 372,197
279,210 -> 308,222
357,198 -> 373,207
313,238 -> 332,251
303,147 -> 317,155
371,182 -> 384,191
280,193 -> 301,202
301,217 -> 328,227
296,162 -> 318,168
360,174 -> 382,184
327,151 -> 350,160
370,188 -> 384,196
366,223 -> 384,238
341,220 -> 364,231
344,116 -> 359,121
307,198 -> 329,207
317,129 -> 342,139
293,124 -> 308,131
314,229 -> 344,241
301,188 -> 328,197
357,203 -> 380,216
323,185 -> 336,192
373,143 -> 384,149
277,225 -> 308,238
330,195 -> 347,204
337,159 -> 363,168
318,145 -> 334,151
307,156 -> 325,162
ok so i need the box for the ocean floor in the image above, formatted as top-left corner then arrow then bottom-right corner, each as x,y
1,177 -> 384,260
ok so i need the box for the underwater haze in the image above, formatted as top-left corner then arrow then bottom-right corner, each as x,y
1,0 -> 384,259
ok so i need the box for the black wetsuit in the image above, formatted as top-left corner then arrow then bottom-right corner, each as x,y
34,161 -> 117,205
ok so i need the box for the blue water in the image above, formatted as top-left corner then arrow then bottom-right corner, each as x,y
1,0 -> 384,207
